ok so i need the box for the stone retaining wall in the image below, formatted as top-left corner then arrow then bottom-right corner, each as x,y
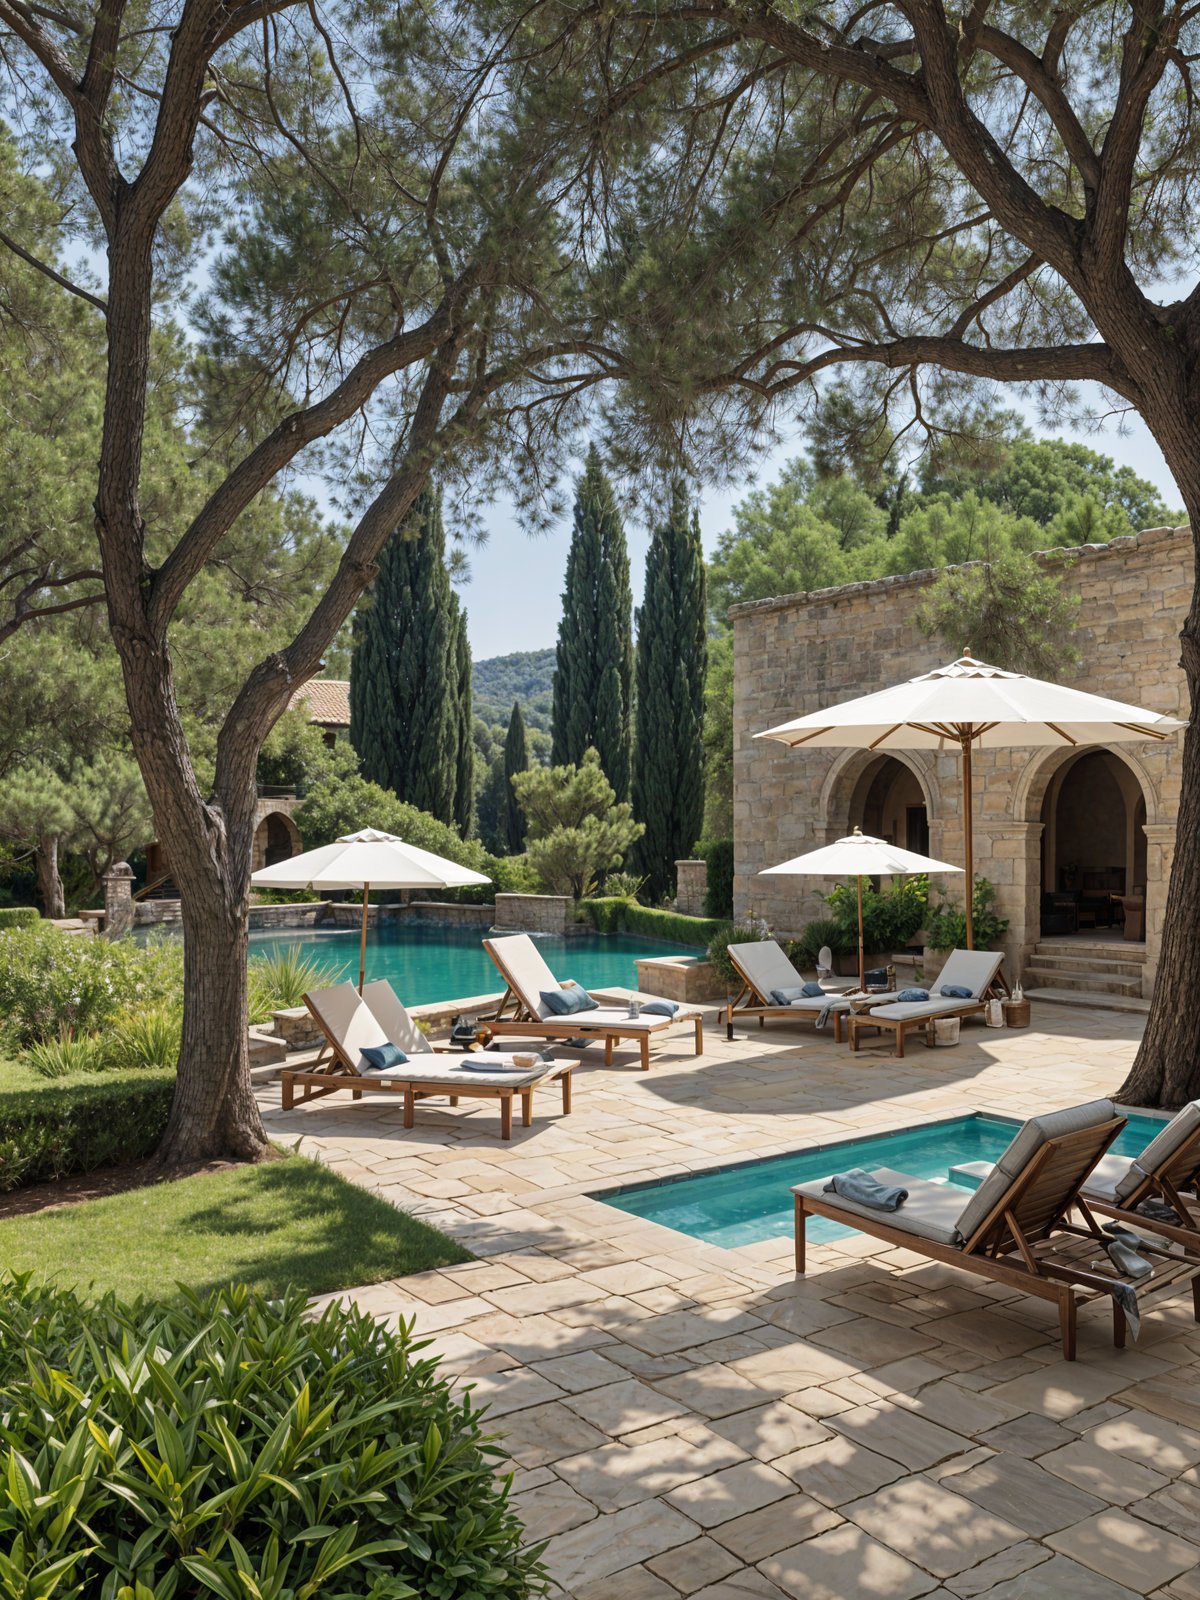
400,900 -> 496,927
493,892 -> 573,935
248,902 -> 330,930
635,956 -> 726,1004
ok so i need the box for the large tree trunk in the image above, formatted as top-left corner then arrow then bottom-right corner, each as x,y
156,855 -> 266,1164
1118,606 -> 1200,1107
36,833 -> 64,919
1118,429 -> 1200,1107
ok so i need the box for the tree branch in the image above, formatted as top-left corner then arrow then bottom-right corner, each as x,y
966,22 -> 1100,193
0,225 -> 106,313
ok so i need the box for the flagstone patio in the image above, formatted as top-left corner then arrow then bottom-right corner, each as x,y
258,1003 -> 1200,1599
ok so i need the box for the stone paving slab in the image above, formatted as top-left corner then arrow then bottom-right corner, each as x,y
259,1004 -> 1200,1597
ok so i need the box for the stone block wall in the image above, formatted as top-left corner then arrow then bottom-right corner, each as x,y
493,893 -> 573,935
731,526 -> 1190,996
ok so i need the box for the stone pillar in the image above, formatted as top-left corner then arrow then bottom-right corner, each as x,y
103,861 -> 136,941
986,821 -> 1044,988
1142,823 -> 1175,997
675,859 -> 707,917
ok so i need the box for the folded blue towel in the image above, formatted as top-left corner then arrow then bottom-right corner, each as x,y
642,999 -> 678,1016
360,1042 -> 408,1071
896,988 -> 929,1003
823,1168 -> 909,1211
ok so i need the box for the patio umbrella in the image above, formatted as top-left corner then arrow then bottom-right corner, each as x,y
760,827 -> 962,990
757,653 -> 1185,948
251,828 -> 490,991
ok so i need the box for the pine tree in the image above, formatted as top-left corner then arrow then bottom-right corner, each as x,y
550,446 -> 634,796
502,699 -> 529,853
451,608 -> 474,837
632,481 -> 708,902
348,489 -> 462,825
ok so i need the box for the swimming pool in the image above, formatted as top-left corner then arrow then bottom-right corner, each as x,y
246,924 -> 696,1007
599,1110 -> 1168,1249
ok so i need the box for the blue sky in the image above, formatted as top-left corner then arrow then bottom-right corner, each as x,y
455,404 -> 1182,661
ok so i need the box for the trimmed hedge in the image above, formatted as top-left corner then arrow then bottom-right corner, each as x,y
577,896 -> 721,947
0,1278 -> 548,1597
0,906 -> 39,931
0,1068 -> 175,1190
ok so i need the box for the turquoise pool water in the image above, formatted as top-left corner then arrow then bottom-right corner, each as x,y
599,1110 -> 1168,1249
247,924 -> 695,1006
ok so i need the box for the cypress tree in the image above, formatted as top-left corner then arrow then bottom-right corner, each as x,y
348,488 -> 462,825
502,699 -> 529,853
632,481 -> 708,902
550,446 -> 634,796
451,608 -> 474,837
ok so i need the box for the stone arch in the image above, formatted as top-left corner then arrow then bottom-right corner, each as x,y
252,809 -> 302,872
818,747 -> 942,840
1011,742 -> 1162,829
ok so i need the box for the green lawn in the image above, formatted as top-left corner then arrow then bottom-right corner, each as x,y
0,1153 -> 470,1301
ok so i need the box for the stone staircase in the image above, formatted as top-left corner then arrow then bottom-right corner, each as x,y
1024,937 -> 1150,1015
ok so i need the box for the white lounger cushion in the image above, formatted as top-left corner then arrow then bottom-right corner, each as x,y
865,996 -> 982,1022
485,934 -> 698,1025
728,941 -> 806,999
361,980 -> 434,1054
793,1168 -> 964,1248
1114,1100 -> 1200,1202
865,948 -> 1005,1023
306,982 -> 394,1070
954,1098 -> 1117,1243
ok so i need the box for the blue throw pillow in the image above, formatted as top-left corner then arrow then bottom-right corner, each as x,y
642,999 -> 678,1017
896,988 -> 930,1003
769,986 -> 807,1005
939,984 -> 974,998
540,984 -> 598,1016
360,1042 -> 408,1071
800,981 -> 825,998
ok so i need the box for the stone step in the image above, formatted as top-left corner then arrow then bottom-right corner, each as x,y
1023,964 -> 1142,996
248,1032 -> 288,1067
1035,938 -> 1147,963
1024,986 -> 1152,1017
1027,951 -> 1145,979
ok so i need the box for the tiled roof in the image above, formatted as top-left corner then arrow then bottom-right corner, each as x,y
289,678 -> 351,726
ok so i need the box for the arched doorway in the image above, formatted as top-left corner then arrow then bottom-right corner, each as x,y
252,810 -> 301,871
849,755 -> 929,854
1039,750 -> 1147,939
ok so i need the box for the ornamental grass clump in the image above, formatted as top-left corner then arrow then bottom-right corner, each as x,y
246,945 -> 342,1023
0,1277 -> 548,1598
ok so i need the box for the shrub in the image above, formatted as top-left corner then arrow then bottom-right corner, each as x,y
0,1069 -> 175,1190
106,1002 -> 183,1070
0,925 -> 183,1046
707,921 -> 773,986
700,838 -> 735,919
789,918 -> 857,968
0,1278 -> 548,1598
926,876 -> 1010,951
0,906 -> 39,931
247,945 -> 341,1022
603,869 -> 646,899
251,886 -> 320,904
622,904 -> 723,947
826,874 -> 929,954
23,1028 -> 109,1079
578,894 -> 632,934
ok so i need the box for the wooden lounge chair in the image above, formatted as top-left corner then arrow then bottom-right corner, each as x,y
1070,1099 -> 1200,1252
793,1099 -> 1200,1359
846,948 -> 1007,1058
482,933 -> 703,1071
723,940 -> 855,1041
282,981 -> 575,1139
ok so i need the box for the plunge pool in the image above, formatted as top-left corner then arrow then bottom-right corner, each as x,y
599,1110 -> 1168,1249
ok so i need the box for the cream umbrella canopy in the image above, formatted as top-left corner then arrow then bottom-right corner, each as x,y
760,827 -> 962,990
757,654 -> 1185,948
251,828 -> 490,991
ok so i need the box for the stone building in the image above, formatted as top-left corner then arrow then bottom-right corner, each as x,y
730,525 -> 1191,999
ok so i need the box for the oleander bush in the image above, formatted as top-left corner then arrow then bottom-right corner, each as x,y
790,919 -> 857,968
0,924 -> 183,1047
926,876 -> 1010,951
0,1069 -> 175,1189
707,921 -> 772,986
0,1278 -> 548,1598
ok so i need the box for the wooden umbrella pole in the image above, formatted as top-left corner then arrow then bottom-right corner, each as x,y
358,882 -> 370,993
961,739 -> 974,950
856,873 -> 865,990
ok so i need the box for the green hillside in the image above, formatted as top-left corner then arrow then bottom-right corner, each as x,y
472,648 -> 555,732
